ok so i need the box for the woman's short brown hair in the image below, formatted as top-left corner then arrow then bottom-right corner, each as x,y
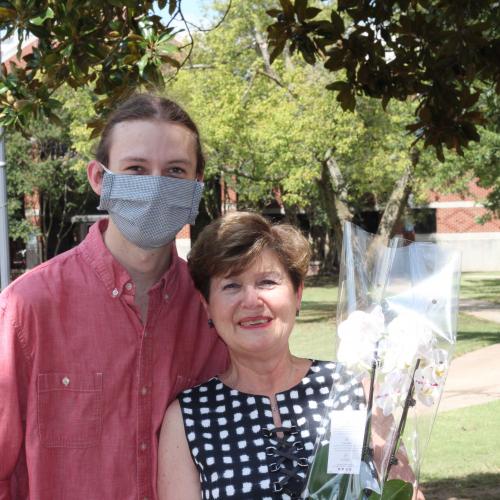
188,211 -> 311,301
95,93 -> 205,175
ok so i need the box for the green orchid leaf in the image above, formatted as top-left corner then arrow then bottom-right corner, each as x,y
370,479 -> 413,500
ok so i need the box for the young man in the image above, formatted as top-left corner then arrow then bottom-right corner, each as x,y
0,94 -> 227,500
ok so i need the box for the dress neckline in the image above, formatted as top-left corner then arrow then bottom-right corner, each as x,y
212,359 -> 320,401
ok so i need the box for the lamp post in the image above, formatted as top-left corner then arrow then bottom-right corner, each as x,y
0,37 -> 11,290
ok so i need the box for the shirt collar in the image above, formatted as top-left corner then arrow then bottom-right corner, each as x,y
80,219 -> 180,299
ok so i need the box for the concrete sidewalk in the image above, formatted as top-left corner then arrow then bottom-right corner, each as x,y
460,298 -> 500,324
439,343 -> 500,412
438,299 -> 500,412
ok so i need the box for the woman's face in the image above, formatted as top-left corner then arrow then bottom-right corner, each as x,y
205,248 -> 303,358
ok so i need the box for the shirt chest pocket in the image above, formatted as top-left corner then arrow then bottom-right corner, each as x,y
37,372 -> 103,448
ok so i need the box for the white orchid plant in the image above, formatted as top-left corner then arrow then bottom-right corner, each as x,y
338,306 -> 449,416
304,222 -> 461,500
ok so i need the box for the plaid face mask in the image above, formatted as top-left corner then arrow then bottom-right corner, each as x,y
97,164 -> 204,249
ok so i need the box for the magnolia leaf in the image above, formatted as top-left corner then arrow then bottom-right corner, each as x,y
137,54 -> 149,76
295,0 -> 307,22
128,33 -> 144,42
435,143 -> 445,162
60,43 -> 74,58
26,24 -> 50,38
324,55 -> 345,72
0,6 -> 17,21
29,7 -> 55,26
330,10 -> 345,37
157,40 -> 178,54
279,0 -> 294,21
326,80 -> 349,92
266,9 -> 282,18
299,40 -> 316,65
122,54 -> 140,65
305,7 -> 322,19
159,54 -> 181,68
338,88 -> 356,111
269,36 -> 287,64
381,94 -> 390,111
338,0 -> 358,11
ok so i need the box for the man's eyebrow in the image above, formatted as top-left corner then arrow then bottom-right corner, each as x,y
119,156 -> 148,163
119,156 -> 192,164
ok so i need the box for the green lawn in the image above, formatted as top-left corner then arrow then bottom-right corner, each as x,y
420,400 -> 500,499
460,272 -> 500,305
290,273 -> 500,360
291,273 -> 500,498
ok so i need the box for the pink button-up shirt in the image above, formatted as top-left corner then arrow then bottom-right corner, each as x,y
0,220 -> 228,500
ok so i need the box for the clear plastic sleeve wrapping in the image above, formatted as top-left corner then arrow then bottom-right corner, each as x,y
304,222 -> 461,499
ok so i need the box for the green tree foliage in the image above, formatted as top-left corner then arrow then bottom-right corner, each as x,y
168,0 -> 429,263
266,0 -> 500,161
6,87 -> 96,260
0,0 -> 209,132
1,0 -> 498,162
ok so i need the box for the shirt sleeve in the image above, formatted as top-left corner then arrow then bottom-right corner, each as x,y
0,292 -> 30,500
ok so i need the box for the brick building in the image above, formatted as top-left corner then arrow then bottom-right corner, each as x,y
415,181 -> 500,271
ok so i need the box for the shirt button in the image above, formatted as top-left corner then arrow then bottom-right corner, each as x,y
140,442 -> 147,451
141,386 -> 148,396
164,293 -> 169,300
111,288 -> 119,297
61,376 -> 70,386
125,282 -> 133,291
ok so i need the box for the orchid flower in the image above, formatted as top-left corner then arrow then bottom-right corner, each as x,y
378,312 -> 434,374
375,370 -> 412,416
413,349 -> 449,406
337,305 -> 385,372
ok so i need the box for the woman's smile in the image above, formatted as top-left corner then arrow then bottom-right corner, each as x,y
237,315 -> 273,329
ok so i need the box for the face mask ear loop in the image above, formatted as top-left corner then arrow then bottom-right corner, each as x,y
98,162 -> 114,176
188,182 -> 198,222
188,181 -> 203,224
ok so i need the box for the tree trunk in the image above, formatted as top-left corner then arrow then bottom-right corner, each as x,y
377,148 -> 419,243
316,151 -> 352,263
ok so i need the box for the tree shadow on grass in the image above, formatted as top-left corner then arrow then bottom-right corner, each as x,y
422,472 -> 500,499
456,329 -> 500,345
298,301 -> 336,324
461,278 -> 500,304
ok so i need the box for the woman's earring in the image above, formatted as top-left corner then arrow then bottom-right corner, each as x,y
208,319 -> 214,328
296,309 -> 300,317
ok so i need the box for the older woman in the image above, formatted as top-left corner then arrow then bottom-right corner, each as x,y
157,211 -> 368,499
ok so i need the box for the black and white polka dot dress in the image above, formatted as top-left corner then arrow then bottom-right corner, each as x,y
178,360 -> 365,499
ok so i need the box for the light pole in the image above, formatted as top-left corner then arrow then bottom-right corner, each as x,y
0,37 -> 11,289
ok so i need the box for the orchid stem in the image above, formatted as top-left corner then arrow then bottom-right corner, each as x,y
384,358 -> 421,483
362,358 -> 377,462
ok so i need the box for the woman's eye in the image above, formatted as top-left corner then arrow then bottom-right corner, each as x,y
259,279 -> 278,287
222,282 -> 240,291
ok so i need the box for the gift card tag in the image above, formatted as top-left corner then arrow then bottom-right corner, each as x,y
327,409 -> 367,474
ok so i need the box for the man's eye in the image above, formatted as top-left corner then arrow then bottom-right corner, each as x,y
125,165 -> 144,174
168,166 -> 186,177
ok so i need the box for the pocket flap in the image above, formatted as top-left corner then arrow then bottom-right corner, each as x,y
38,372 -> 103,392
